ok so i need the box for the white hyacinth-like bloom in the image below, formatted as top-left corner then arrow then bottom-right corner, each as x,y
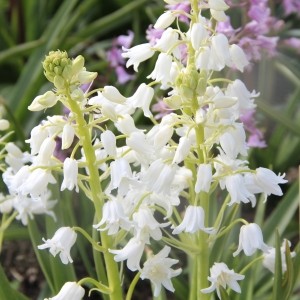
190,23 -> 208,50
38,226 -> 77,264
140,246 -> 182,297
122,43 -> 155,72
127,83 -> 154,117
246,167 -> 288,200
154,11 -> 175,29
101,130 -> 117,157
233,223 -> 271,257
109,237 -> 145,271
61,158 -> 79,193
201,262 -> 245,299
102,86 -> 127,104
195,163 -> 212,193
93,200 -> 131,235
224,174 -> 256,207
172,205 -> 215,234
208,0 -> 229,11
20,168 -> 56,197
229,44 -> 249,72
28,91 -> 58,111
263,239 -> 296,274
45,281 -> 85,300
61,124 -> 75,150
147,53 -> 173,89
26,125 -> 48,155
172,136 -> 193,164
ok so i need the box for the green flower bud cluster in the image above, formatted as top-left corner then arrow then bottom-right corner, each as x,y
43,50 -> 72,83
42,50 -> 97,91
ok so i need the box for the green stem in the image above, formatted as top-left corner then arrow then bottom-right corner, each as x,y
198,194 -> 210,300
0,212 -> 18,253
65,90 -> 123,299
189,254 -> 199,300
125,272 -> 140,300
78,277 -> 111,295
73,226 -> 106,252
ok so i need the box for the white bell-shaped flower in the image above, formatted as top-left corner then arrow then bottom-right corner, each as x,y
93,199 -> 131,235
210,9 -> 227,21
263,239 -> 296,274
28,91 -> 58,111
154,28 -> 179,54
109,237 -> 145,271
172,136 -> 193,164
140,246 -> 182,297
147,53 -> 173,89
172,205 -> 215,234
142,159 -> 176,195
219,124 -> 248,158
224,174 -> 256,207
133,207 -> 169,243
195,163 -> 212,193
38,227 -> 77,264
245,167 -> 287,200
225,79 -> 257,114
233,223 -> 270,257
62,124 -> 75,150
0,119 -> 9,130
208,33 -> 231,71
230,44 -> 249,72
208,0 -> 229,11
45,282 -> 84,300
122,43 -> 155,72
190,23 -> 208,50
154,11 -> 175,29
102,86 -> 127,104
26,125 -> 48,155
35,137 -> 56,165
201,262 -> 244,299
101,130 -> 117,157
61,158 -> 79,192
20,168 -> 56,197
127,83 -> 154,117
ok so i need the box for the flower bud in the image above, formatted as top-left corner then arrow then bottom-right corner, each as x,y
62,124 -> 75,150
0,119 -> 9,130
28,91 -> 58,111
78,70 -> 97,84
154,11 -> 175,29
42,50 -> 72,83
45,282 -> 84,300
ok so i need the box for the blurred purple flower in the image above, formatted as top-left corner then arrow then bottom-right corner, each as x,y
240,110 -> 266,148
151,100 -> 173,120
115,66 -> 135,84
283,0 -> 300,17
282,37 -> 300,54
146,25 -> 164,45
106,30 -> 135,84
166,2 -> 191,24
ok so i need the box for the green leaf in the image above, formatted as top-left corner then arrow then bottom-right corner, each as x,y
263,182 -> 299,245
7,0 -> 80,131
219,286 -> 230,300
65,0 -> 148,48
271,231 -> 283,300
282,241 -> 294,300
0,262 -> 30,300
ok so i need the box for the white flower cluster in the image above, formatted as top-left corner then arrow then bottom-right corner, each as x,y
1,1 -> 293,299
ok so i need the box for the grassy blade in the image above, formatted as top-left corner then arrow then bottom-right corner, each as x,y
0,264 -> 30,300
8,0 -> 80,128
66,0 -> 148,48
271,231 -> 283,300
263,182 -> 299,245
